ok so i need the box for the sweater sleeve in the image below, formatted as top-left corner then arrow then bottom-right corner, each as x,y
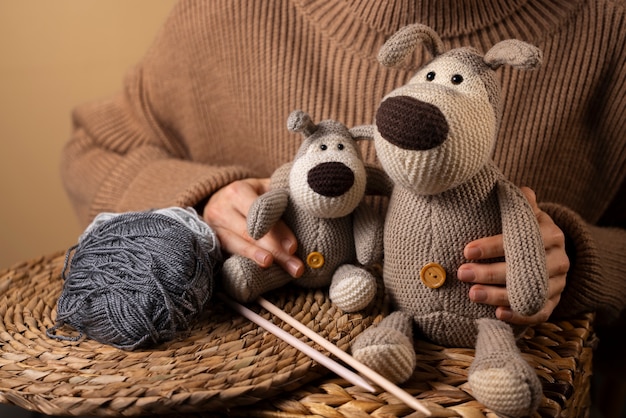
541,202 -> 626,324
61,93 -> 254,226
61,129 -> 254,227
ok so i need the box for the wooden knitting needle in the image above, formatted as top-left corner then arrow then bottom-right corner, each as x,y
217,293 -> 376,393
257,296 -> 431,415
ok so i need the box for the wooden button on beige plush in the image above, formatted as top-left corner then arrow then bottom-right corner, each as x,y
420,262 -> 446,288
306,252 -> 325,269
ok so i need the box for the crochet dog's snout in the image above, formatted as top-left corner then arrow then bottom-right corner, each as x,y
376,95 -> 449,151
307,161 -> 355,197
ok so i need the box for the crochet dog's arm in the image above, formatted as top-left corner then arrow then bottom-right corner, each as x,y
365,165 -> 393,198
497,179 -> 549,316
353,203 -> 384,266
247,188 -> 290,240
246,162 -> 292,240
269,162 -> 291,190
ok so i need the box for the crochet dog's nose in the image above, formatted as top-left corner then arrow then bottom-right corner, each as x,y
376,95 -> 449,151
307,161 -> 355,197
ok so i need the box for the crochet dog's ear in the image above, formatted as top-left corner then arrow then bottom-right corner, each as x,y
377,23 -> 445,67
287,109 -> 317,137
484,40 -> 542,70
349,125 -> 375,142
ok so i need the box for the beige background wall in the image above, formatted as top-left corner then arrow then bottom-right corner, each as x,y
0,1 -> 177,269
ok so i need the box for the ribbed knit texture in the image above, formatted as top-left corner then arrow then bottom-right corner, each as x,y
61,0 -> 626,321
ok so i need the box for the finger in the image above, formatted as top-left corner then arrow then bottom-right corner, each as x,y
203,178 -> 304,277
203,182 -> 257,226
203,180 -> 276,265
216,227 -> 274,267
226,179 -> 270,213
471,269 -> 566,325
267,248 -> 304,278
245,177 -> 271,195
520,186 -> 540,215
255,220 -> 304,277
496,295 -> 558,325
521,186 -> 566,251
463,234 -> 504,260
546,271 -> 567,302
468,284 -> 509,306
203,197 -> 250,243
546,248 -> 570,279
257,220 -> 297,254
460,255 -> 567,290
541,218 -> 567,251
457,262 -> 506,285
205,181 -> 303,277
494,275 -> 564,325
215,221 -> 304,277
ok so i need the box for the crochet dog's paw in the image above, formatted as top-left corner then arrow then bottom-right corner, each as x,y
469,356 -> 542,417
351,326 -> 415,384
221,256 -> 259,303
469,318 -> 542,417
329,265 -> 377,312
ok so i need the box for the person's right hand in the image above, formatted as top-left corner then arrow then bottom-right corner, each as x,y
202,178 -> 304,278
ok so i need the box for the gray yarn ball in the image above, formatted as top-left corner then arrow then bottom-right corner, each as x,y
47,208 -> 221,350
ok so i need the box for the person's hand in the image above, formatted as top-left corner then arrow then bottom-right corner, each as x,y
202,178 -> 304,278
457,187 -> 569,325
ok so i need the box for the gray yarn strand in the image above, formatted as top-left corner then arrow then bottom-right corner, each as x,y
47,208 -> 221,350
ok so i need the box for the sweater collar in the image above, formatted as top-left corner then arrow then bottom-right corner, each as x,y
344,0 -> 530,36
296,0 -> 581,56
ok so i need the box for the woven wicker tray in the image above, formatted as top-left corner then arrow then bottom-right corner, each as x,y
0,251 -> 387,416
0,251 -> 594,417
225,315 -> 595,418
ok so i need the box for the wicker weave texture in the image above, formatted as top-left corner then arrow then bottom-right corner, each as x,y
225,316 -> 594,418
0,252 -> 594,417
0,252 -> 385,416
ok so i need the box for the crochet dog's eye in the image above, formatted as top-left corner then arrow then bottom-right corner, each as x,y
320,144 -> 328,151
426,72 -> 436,81
337,143 -> 344,150
451,74 -> 464,85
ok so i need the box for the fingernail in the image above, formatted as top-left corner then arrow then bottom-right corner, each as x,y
287,259 -> 303,278
470,288 -> 487,302
498,308 -> 513,321
282,239 -> 295,253
465,246 -> 482,259
254,250 -> 270,266
457,267 -> 475,282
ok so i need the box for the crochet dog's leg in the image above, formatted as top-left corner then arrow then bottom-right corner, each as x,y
221,255 -> 292,303
469,318 -> 542,417
351,311 -> 416,383
329,264 -> 377,312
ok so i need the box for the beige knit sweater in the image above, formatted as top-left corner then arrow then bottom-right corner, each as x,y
61,0 -> 626,322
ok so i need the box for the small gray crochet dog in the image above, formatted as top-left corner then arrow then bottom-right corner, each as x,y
221,110 -> 384,313
351,24 -> 548,417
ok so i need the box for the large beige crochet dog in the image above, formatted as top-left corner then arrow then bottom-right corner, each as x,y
351,24 -> 548,417
221,110 -> 384,313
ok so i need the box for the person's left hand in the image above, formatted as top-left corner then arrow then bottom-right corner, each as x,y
457,187 -> 569,325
